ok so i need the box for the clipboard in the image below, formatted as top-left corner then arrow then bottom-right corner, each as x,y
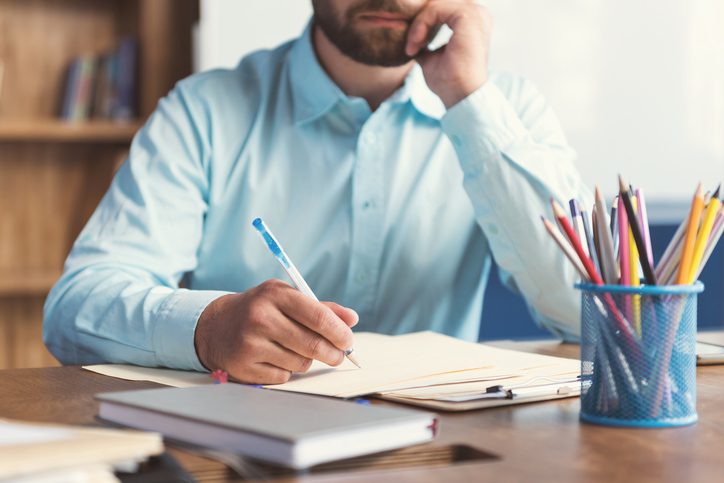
376,378 -> 581,412
379,387 -> 580,412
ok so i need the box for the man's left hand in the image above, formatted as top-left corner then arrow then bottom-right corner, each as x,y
405,0 -> 492,109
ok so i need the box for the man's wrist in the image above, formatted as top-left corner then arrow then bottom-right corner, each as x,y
440,76 -> 488,110
441,80 -> 528,157
194,293 -> 236,372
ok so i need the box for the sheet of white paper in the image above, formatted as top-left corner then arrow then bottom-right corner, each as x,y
83,364 -> 211,388
267,331 -> 580,398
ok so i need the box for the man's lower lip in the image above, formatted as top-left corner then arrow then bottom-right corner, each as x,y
358,16 -> 409,28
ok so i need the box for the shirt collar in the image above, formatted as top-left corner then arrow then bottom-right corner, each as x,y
289,22 -> 345,125
289,21 -> 446,124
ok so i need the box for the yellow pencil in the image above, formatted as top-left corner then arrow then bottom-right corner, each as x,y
687,185 -> 721,283
676,184 -> 705,285
629,197 -> 641,334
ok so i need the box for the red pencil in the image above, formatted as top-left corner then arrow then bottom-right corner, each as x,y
551,199 -> 604,285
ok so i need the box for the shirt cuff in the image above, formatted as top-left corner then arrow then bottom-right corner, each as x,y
440,81 -> 529,176
153,289 -> 232,371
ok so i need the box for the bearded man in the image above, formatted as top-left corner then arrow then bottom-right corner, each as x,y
44,0 -> 591,383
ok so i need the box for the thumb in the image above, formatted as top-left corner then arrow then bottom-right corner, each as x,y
321,302 -> 359,328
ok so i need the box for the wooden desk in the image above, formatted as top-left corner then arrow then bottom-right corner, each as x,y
1,342 -> 723,482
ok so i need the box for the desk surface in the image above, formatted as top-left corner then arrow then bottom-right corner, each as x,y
1,341 -> 723,482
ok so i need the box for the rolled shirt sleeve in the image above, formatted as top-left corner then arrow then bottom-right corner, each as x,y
440,74 -> 593,340
43,83 -> 231,370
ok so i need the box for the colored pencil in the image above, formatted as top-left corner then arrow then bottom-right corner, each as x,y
636,188 -> 654,270
592,207 -> 602,270
547,200 -> 640,357
676,184 -> 705,284
629,195 -> 640,286
581,207 -> 600,276
611,196 -> 620,263
618,176 -> 657,285
570,200 -> 590,257
656,194 -> 710,284
551,199 -> 603,284
687,185 -> 721,283
617,194 -> 630,286
693,206 -> 724,281
594,187 -> 618,285
655,218 -> 687,280
540,217 -> 589,280
659,245 -> 683,285
628,195 -> 641,334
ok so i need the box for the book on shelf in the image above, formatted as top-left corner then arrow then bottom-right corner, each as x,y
60,36 -> 137,123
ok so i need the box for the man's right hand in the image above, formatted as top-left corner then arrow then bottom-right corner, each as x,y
194,279 -> 358,384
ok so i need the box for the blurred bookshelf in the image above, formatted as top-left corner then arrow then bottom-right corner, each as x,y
0,120 -> 141,142
0,0 -> 198,369
0,270 -> 62,297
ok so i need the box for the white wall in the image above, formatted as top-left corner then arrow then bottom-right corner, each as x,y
198,0 -> 724,212
197,0 -> 312,72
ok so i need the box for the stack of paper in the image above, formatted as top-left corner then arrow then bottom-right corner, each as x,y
85,331 -> 580,411
269,332 -> 580,410
0,419 -> 163,482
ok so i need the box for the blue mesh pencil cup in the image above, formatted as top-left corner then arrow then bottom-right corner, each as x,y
576,282 -> 704,428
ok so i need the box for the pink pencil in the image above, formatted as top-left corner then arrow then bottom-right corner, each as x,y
636,188 -> 654,270
618,195 -> 630,286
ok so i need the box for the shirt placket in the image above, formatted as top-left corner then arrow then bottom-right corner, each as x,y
346,108 -> 387,325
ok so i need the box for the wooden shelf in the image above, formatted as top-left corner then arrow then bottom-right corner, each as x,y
0,120 -> 142,143
0,270 -> 61,296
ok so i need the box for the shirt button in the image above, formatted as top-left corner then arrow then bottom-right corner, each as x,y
355,272 -> 367,283
362,200 -> 375,210
488,223 -> 499,235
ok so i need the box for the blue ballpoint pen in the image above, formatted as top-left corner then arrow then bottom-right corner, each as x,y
252,217 -> 362,368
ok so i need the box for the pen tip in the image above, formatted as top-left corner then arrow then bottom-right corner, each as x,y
713,184 -> 721,199
344,348 -> 362,368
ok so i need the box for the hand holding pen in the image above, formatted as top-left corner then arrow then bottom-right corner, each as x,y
252,218 -> 361,368
193,221 -> 360,385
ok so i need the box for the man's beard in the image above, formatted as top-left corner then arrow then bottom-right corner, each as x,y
312,0 -> 420,67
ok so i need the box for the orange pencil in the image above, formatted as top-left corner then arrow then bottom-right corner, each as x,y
676,184 -> 705,285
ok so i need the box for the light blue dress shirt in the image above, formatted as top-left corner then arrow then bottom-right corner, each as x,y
44,24 -> 592,371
